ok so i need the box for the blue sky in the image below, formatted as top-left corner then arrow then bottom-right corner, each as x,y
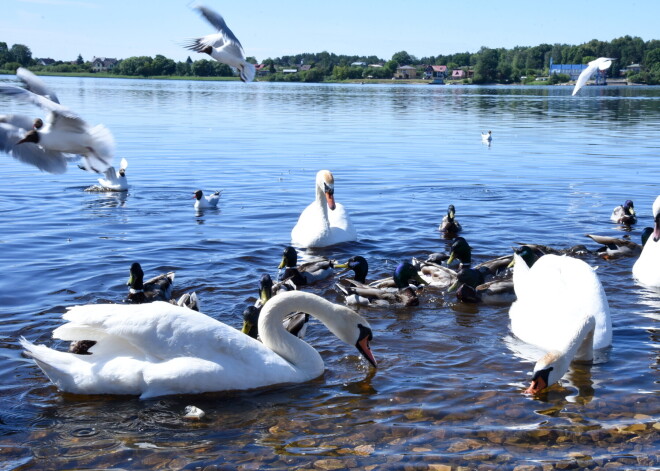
3,0 -> 659,63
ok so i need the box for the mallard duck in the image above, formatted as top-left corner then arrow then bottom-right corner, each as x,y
336,262 -> 427,307
334,255 -> 369,283
278,246 -> 334,286
508,253 -> 611,394
447,237 -> 472,267
411,257 -> 457,289
586,229 -> 652,259
439,204 -> 462,234
174,292 -> 200,311
241,274 -> 308,340
633,196 -> 660,287
126,262 -> 175,304
20,291 -> 376,398
449,267 -> 516,305
291,170 -> 357,248
193,190 -> 221,210
610,200 -> 636,225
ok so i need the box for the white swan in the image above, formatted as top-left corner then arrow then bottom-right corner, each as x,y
508,253 -> 611,392
632,195 -> 660,287
19,291 -> 376,399
291,170 -> 357,248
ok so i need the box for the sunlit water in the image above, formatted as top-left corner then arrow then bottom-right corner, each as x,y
0,77 -> 658,470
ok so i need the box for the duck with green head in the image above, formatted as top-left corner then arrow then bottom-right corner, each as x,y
439,204 -> 462,235
127,262 -> 175,304
336,261 -> 427,307
446,237 -> 472,268
334,255 -> 369,284
278,246 -> 335,287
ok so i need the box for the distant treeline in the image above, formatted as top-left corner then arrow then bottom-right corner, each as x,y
2,35 -> 660,84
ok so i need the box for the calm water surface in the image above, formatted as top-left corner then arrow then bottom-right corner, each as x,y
0,77 -> 658,470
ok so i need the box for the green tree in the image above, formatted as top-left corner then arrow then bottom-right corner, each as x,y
391,50 -> 413,66
474,48 -> 498,83
0,42 -> 9,65
9,44 -> 33,66
76,54 -> 84,65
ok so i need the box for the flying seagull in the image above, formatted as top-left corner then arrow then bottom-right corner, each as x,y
184,5 -> 256,83
0,81 -> 115,174
572,57 -> 615,96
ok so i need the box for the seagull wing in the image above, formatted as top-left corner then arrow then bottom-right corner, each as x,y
119,157 -> 128,171
0,123 -> 68,174
572,62 -> 599,96
0,84 -> 80,121
195,5 -> 244,50
0,114 -> 35,131
16,67 -> 60,104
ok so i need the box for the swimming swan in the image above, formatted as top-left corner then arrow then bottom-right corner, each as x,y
508,253 -> 611,392
19,291 -> 376,398
291,170 -> 357,248
632,195 -> 660,287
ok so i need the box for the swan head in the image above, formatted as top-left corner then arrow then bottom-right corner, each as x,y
316,170 -> 336,210
17,129 -> 40,145
127,262 -> 145,289
278,246 -> 298,269
447,237 -> 472,266
525,351 -> 567,395
242,305 -> 260,339
335,256 -> 369,283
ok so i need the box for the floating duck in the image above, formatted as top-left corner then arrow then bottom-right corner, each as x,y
439,204 -> 462,235
610,200 -> 636,225
126,262 -> 175,304
278,246 -> 335,286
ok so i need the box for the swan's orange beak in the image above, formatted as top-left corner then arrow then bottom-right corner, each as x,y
325,191 -> 336,210
357,336 -> 377,368
524,375 -> 547,395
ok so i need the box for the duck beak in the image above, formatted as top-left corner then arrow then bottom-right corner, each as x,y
446,253 -> 456,265
325,191 -> 336,210
241,320 -> 253,335
277,256 -> 287,269
447,280 -> 460,292
127,274 -> 133,286
507,258 -> 516,269
413,271 -> 428,286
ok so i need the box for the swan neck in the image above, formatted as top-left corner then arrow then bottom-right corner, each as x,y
316,181 -> 329,217
559,315 -> 596,364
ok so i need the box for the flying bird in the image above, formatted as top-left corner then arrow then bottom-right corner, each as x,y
184,5 -> 256,83
572,57 -> 614,96
0,80 -> 115,174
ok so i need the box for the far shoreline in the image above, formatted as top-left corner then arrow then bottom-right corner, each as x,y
0,70 -> 644,87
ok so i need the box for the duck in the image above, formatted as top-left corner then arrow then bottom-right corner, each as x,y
334,256 -> 369,283
439,204 -> 462,235
336,261 -> 427,307
411,257 -> 457,289
184,5 -> 256,83
610,200 -> 636,225
175,292 -> 200,312
242,274 -> 309,340
586,228 -> 652,259
193,190 -> 221,210
481,130 -> 492,143
508,252 -> 611,393
97,158 -> 129,191
19,291 -> 376,398
291,170 -> 357,248
126,262 -> 175,304
278,246 -> 335,286
632,195 -> 660,287
446,237 -> 473,268
0,79 -> 114,174
449,267 -> 516,305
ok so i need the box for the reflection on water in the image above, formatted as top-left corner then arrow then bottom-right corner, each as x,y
0,78 -> 658,469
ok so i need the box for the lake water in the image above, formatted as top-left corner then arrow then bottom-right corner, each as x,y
0,76 -> 658,470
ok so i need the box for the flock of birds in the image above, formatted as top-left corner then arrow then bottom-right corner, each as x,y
0,4 -> 636,399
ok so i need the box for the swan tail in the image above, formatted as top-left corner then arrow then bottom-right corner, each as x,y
20,337 -> 87,392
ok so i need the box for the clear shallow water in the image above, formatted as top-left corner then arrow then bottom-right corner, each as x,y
0,77 -> 658,470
